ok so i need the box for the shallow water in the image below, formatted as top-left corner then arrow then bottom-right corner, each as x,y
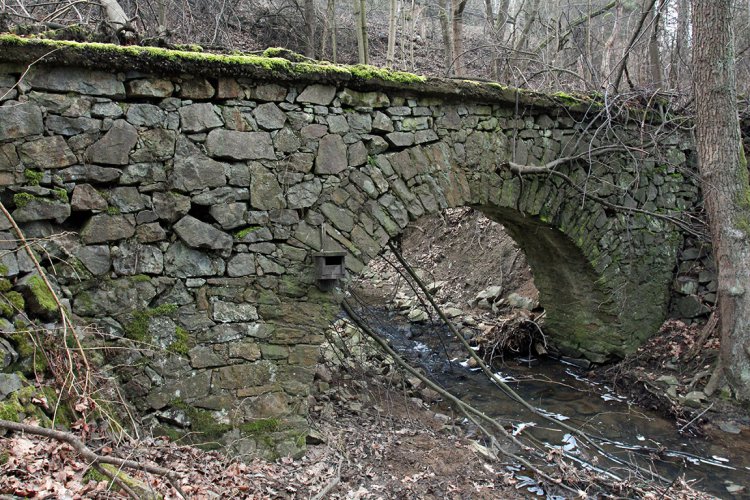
358,308 -> 750,499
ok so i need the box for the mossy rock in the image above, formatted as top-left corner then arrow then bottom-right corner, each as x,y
5,330 -> 48,375
0,382 -> 69,426
16,274 -> 58,321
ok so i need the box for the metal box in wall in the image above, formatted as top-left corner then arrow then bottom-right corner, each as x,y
313,250 -> 347,284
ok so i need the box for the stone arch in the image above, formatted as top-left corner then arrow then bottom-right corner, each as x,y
332,129 -> 686,363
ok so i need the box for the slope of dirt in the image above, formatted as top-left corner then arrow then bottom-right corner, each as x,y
359,208 -> 537,312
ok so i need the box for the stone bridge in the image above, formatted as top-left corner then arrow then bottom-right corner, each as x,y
0,36 -> 700,457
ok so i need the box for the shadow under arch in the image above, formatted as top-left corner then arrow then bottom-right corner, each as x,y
475,205 -> 621,362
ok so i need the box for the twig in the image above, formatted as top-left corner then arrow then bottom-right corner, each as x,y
312,457 -> 343,500
0,202 -> 92,398
340,300 -> 582,495
0,419 -> 187,498
385,242 -> 672,484
499,156 -> 704,238
678,403 -> 713,434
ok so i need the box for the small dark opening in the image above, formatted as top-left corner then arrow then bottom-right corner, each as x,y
324,256 -> 344,266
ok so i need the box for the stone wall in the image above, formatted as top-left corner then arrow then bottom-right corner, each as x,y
0,37 -> 703,456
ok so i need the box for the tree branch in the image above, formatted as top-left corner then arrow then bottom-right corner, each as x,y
0,419 -> 186,498
497,151 -> 705,238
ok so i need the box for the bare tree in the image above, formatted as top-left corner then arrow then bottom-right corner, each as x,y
692,0 -> 750,402
386,0 -> 397,67
321,0 -> 338,62
304,0 -> 316,58
450,0 -> 468,76
353,0 -> 369,64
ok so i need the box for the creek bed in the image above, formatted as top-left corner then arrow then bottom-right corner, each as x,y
355,307 -> 750,498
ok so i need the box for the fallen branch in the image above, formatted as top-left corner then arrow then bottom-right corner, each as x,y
0,419 -> 186,498
341,299 -> 582,495
312,457 -> 343,500
93,463 -> 140,500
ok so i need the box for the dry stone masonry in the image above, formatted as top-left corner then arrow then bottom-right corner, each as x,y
0,36 -> 704,457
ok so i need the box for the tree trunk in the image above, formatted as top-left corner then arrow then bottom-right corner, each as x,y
451,0 -> 468,76
669,0 -> 689,90
648,0 -> 665,88
304,0 -> 316,58
386,0 -> 397,67
100,0 -> 129,29
692,0 -> 750,402
438,0 -> 453,76
600,1 -> 623,88
353,0 -> 369,64
491,0 -> 511,80
613,0 -> 657,92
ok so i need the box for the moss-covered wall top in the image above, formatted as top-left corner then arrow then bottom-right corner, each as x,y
0,34 -> 609,112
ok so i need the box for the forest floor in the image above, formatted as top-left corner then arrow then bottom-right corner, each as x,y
2,208 -> 746,499
0,371 -> 524,499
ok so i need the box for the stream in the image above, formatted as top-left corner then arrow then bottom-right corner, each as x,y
357,307 -> 750,499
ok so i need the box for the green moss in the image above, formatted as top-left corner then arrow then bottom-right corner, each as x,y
552,91 -> 585,106
0,450 -> 9,465
13,192 -> 35,208
168,400 -> 231,444
24,169 -> 43,185
0,265 -> 8,276
99,464 -> 155,497
52,188 -> 68,202
349,64 -> 425,84
234,226 -> 262,239
83,467 -> 108,484
239,418 -> 279,434
294,432 -> 306,448
27,275 -> 57,313
124,303 -> 178,343
0,278 -> 11,293
7,330 -> 48,374
124,314 -> 149,342
0,384 -> 53,425
1,291 -> 25,317
173,43 -> 203,52
106,206 -> 121,215
150,303 -> 178,315
130,274 -> 152,283
168,326 -> 189,355
0,395 -> 24,421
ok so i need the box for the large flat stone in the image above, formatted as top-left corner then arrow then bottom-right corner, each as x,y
18,136 -> 77,169
174,215 -> 233,253
27,67 -> 125,97
205,130 -> 275,160
179,103 -> 223,133
81,214 -> 136,243
86,119 -> 138,165
314,134 -> 347,174
163,242 -> 226,277
297,84 -> 336,105
171,136 -> 227,192
0,103 -> 43,141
